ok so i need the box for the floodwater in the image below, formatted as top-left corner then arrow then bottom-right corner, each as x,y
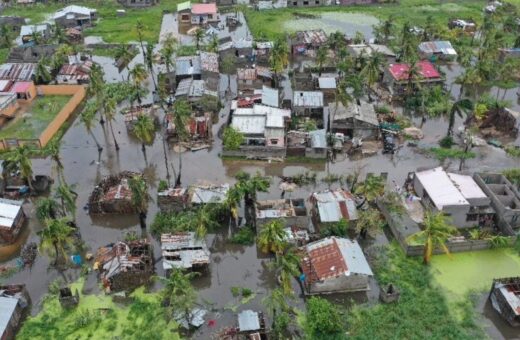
1,11 -> 520,340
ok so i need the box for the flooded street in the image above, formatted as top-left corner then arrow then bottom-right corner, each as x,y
1,10 -> 519,340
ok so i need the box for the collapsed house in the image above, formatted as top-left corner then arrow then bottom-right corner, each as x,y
476,107 -> 519,139
286,130 -> 328,159
95,240 -> 154,292
254,41 -> 273,65
56,58 -> 93,85
157,187 -> 188,212
309,189 -> 358,230
489,277 -> 520,327
413,167 -> 495,228
218,38 -> 254,64
190,183 -> 229,206
300,237 -> 373,294
161,232 -> 210,271
237,67 -> 273,93
0,198 -> 25,244
88,172 -> 141,214
292,91 -> 324,118
0,284 -> 30,340
474,173 -> 520,232
58,286 -> 79,308
200,51 -> 219,92
291,30 -> 328,56
166,112 -> 212,143
122,105 -> 157,131
347,43 -> 396,60
329,101 -> 379,139
255,199 -> 310,230
383,60 -> 443,95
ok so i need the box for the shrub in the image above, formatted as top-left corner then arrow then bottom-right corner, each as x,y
223,127 -> 244,150
439,136 -> 454,148
230,227 -> 255,245
158,180 -> 168,192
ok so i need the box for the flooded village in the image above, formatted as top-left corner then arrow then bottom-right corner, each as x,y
0,0 -> 520,339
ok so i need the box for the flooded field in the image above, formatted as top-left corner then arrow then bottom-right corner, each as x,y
1,9 -> 520,340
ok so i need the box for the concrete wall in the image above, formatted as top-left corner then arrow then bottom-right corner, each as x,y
222,145 -> 286,158
307,273 -> 369,294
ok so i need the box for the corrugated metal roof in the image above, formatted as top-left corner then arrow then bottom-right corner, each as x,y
161,232 -> 210,270
312,189 -> 357,222
190,184 -> 229,204
231,115 -> 266,134
20,24 -> 48,37
318,77 -> 336,89
175,56 -> 201,76
52,5 -> 96,20
0,63 -> 36,81
447,173 -> 488,200
0,80 -> 12,92
191,3 -> 217,15
175,78 -> 192,97
415,167 -> 469,209
418,41 -> 457,56
293,91 -> 323,108
237,68 -> 257,81
336,238 -> 373,276
0,296 -> 18,336
238,310 -> 260,332
261,86 -> 278,108
265,114 -> 284,128
388,61 -> 441,81
177,1 -> 191,12
0,93 -> 16,110
0,198 -> 22,229
309,129 -> 327,149
297,30 -> 328,45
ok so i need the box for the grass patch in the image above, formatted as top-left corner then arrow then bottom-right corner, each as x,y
245,0 -> 488,39
176,45 -> 198,57
0,48 -> 9,64
18,278 -> 180,339
347,244 -> 484,339
430,248 -> 520,297
427,147 -> 476,161
0,95 -> 71,141
3,0 -> 187,43
229,227 -> 255,245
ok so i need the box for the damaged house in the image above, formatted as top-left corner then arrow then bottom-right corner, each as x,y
88,172 -> 141,214
383,60 -> 443,95
52,5 -> 97,29
157,187 -> 188,213
218,38 -> 254,64
237,67 -> 273,93
175,78 -> 217,102
255,199 -> 310,230
200,51 -> 219,92
489,277 -> 520,327
413,167 -> 495,228
301,237 -> 373,294
122,105 -> 157,132
190,183 -> 229,206
0,63 -> 35,82
309,189 -> 358,230
7,45 -> 57,63
418,40 -> 457,60
0,284 -> 30,340
0,198 -> 25,244
17,24 -> 51,46
95,240 -> 154,292
329,101 -> 379,139
291,30 -> 328,56
292,91 -> 324,118
56,58 -> 93,85
161,232 -> 210,271
175,55 -> 201,83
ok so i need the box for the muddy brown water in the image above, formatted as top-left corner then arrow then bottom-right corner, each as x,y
2,14 -> 520,339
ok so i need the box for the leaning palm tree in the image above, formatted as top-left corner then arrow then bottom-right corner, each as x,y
44,138 -> 66,185
257,219 -> 287,254
128,175 -> 151,229
407,211 -> 457,264
129,63 -> 148,105
262,288 -> 292,333
133,114 -> 156,163
115,44 -> 135,78
160,34 -> 177,90
446,99 -> 473,137
54,184 -> 78,221
193,204 -> 218,240
172,99 -> 192,187
269,36 -> 289,88
38,217 -> 75,266
270,247 -> 300,295
102,96 -> 120,151
5,145 -> 34,190
360,52 -> 383,101
354,175 -> 385,204
80,102 -> 103,153
35,57 -> 52,84
224,185 -> 243,226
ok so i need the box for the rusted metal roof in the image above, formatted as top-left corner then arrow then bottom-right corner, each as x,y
0,63 -> 36,81
200,52 -> 218,73
302,237 -> 347,282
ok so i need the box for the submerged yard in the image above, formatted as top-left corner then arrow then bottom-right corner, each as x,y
0,95 -> 70,140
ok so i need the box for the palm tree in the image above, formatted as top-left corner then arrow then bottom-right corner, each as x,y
5,145 -> 34,190
172,99 -> 191,187
316,46 -> 328,76
80,102 -> 103,153
159,268 -> 198,323
360,52 -> 383,101
128,175 -> 151,229
270,247 -> 300,294
235,171 -> 271,206
54,25 -> 66,44
35,197 -> 60,223
355,175 -> 385,204
35,57 -> 52,84
160,34 -> 176,90
257,219 -> 287,254
102,96 -> 120,151
194,204 -> 218,239
224,185 -> 243,226
135,20 -> 147,60
30,29 -> 43,45
115,44 -> 135,78
194,28 -> 205,49
207,34 -> 219,53
145,42 -> 158,93
54,184 -> 77,221
446,99 -> 473,137
133,114 -> 156,163
380,16 -> 395,43
355,208 -> 385,239
407,211 -> 457,264
262,288 -> 292,336
129,63 -> 147,105
38,217 -> 75,266
405,60 -> 421,96
269,36 -> 289,88
44,137 -> 65,184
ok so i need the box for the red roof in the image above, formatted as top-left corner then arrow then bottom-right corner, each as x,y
301,238 -> 348,284
388,60 -> 441,81
12,82 -> 32,93
191,3 -> 217,15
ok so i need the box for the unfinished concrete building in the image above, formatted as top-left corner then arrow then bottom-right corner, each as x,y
157,187 -> 188,213
255,199 -> 310,230
489,277 -> 520,327
474,173 -> 520,232
88,172 -> 141,214
95,240 -> 154,293
161,232 -> 210,271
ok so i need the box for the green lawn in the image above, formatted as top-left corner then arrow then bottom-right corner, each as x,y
3,0 -> 188,43
245,0 -> 489,39
0,95 -> 71,140
431,248 -> 520,297
17,279 -> 180,339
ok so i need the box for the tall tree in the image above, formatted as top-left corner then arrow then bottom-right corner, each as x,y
135,20 -> 147,61
129,63 -> 147,105
354,175 -> 385,204
5,145 -> 34,190
172,99 -> 191,187
270,247 -> 300,294
128,175 -> 151,229
115,44 -> 135,79
80,102 -> 103,154
133,114 -> 156,163
194,28 -> 205,50
102,96 -> 120,151
54,184 -> 77,221
145,42 -> 158,94
262,288 -> 293,338
35,197 -> 60,223
160,34 -> 177,90
407,211 -> 457,264
44,136 -> 65,185
35,57 -> 52,84
360,52 -> 383,101
269,36 -> 289,88
159,268 -> 198,324
257,219 -> 286,254
38,217 -> 75,266
0,25 -> 13,48
446,99 -> 473,137
316,46 -> 328,76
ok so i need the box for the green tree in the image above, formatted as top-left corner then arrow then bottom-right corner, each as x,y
80,102 -> 103,153
257,219 -> 286,254
102,96 -> 119,151
270,247 -> 300,294
5,145 -> 34,190
0,25 -> 13,48
159,268 -> 198,324
35,56 -> 52,84
222,126 -> 244,150
193,204 -> 218,240
54,184 -> 77,221
115,44 -> 135,78
305,297 -> 346,339
160,34 -> 176,89
316,46 -> 328,76
208,34 -> 219,53
44,138 -> 65,185
133,114 -> 156,162
269,36 -> 289,88
355,176 -> 385,203
355,208 -> 385,238
446,99 -> 473,137
35,197 -> 60,223
408,211 -> 457,264
262,288 -> 293,338
38,217 -> 75,266
128,175 -> 151,229
195,28 -> 206,49
360,52 -> 383,101
129,63 -> 148,105
172,99 -> 191,186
